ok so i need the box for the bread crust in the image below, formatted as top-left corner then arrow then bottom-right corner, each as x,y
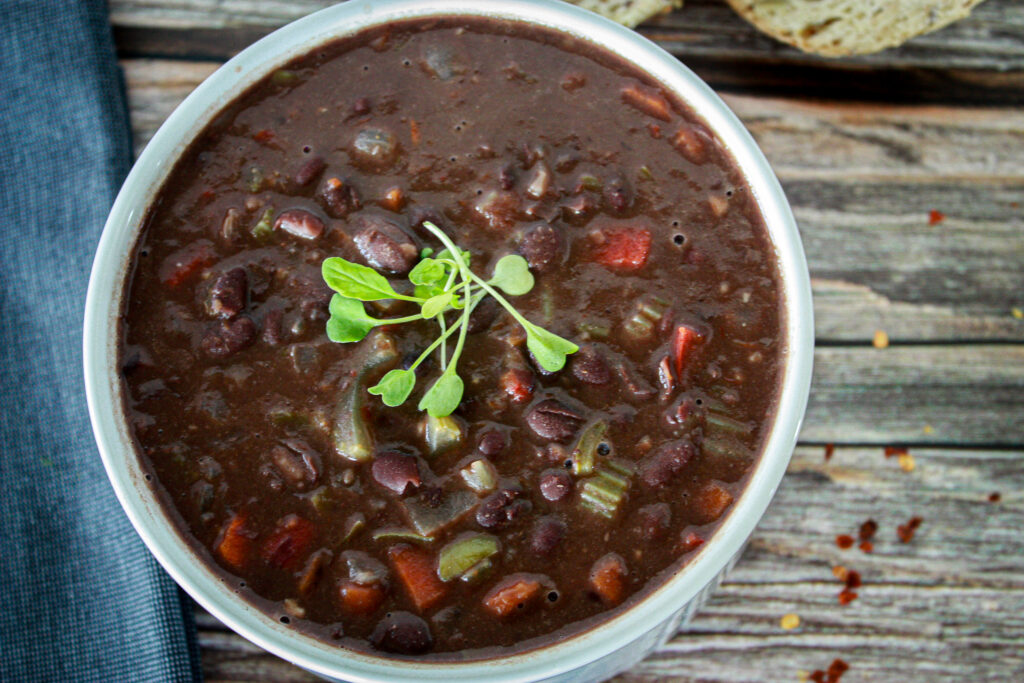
569,0 -> 684,28
725,0 -> 987,56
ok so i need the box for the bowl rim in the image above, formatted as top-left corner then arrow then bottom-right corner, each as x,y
83,0 -> 814,680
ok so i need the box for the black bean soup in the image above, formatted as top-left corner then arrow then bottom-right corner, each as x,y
120,17 -> 784,659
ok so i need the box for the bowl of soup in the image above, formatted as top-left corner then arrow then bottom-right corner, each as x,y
84,0 -> 813,680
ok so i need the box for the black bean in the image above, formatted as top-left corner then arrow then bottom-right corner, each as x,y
517,223 -> 564,272
207,267 -> 247,319
319,177 -> 361,218
526,399 -> 584,443
406,204 -> 446,235
571,344 -> 611,385
636,503 -> 671,541
476,488 -> 531,529
353,215 -> 418,275
275,208 -> 325,240
371,451 -> 421,495
603,172 -> 633,214
529,515 -> 566,555
477,429 -> 507,457
370,612 -> 432,655
200,316 -> 256,358
539,469 -> 573,502
639,440 -> 694,489
294,155 -> 326,187
466,296 -> 499,334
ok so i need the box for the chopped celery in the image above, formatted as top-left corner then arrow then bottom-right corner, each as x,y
460,459 -> 498,493
246,166 -> 264,193
623,295 -> 668,340
371,527 -> 433,543
638,165 -> 654,181
579,462 -> 632,519
706,411 -> 753,435
702,434 -> 749,462
437,533 -> 499,582
251,207 -> 274,240
576,320 -> 611,339
578,174 -> 602,192
540,286 -> 555,325
271,69 -> 298,86
571,420 -> 609,476
424,414 -> 464,456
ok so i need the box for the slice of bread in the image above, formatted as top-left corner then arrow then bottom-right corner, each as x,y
569,0 -> 683,28
725,0 -> 987,56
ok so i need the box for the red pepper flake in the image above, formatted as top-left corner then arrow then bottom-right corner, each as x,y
928,209 -> 946,225
811,658 -> 851,682
837,588 -> 858,605
858,519 -> 878,541
884,446 -> 908,458
824,443 -> 835,461
988,492 -> 1002,503
253,129 -> 275,144
858,540 -> 874,553
897,516 -> 923,543
835,534 -> 854,549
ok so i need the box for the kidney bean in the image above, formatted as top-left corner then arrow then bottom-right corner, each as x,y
517,223 -> 564,272
207,267 -> 247,319
472,189 -> 519,232
477,429 -> 507,458
294,155 -> 326,187
200,316 -> 256,358
371,451 -> 421,495
274,208 -> 325,240
261,308 -> 284,346
466,296 -> 499,334
319,177 -> 361,218
529,515 -> 566,555
639,440 -> 694,489
526,399 -> 583,442
603,172 -> 633,214
370,612 -> 433,655
635,503 -> 671,541
571,344 -> 611,385
500,367 -> 534,404
476,488 -> 531,529
271,438 -> 321,490
353,215 -> 418,275
539,469 -> 572,502
260,514 -> 315,571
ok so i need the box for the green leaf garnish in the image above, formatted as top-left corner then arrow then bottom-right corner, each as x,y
488,254 -> 534,296
368,369 -> 416,407
322,221 -> 577,416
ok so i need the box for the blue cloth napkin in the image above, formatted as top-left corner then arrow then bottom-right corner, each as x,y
0,1 -> 202,680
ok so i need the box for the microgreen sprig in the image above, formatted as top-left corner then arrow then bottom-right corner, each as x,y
321,221 -> 578,417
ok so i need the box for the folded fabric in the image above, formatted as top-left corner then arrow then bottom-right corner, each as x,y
0,1 -> 201,680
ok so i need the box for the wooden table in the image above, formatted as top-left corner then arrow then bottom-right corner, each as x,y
111,1 -> 1024,680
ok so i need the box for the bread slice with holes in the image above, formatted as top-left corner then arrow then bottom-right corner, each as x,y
724,0 -> 987,56
569,0 -> 683,28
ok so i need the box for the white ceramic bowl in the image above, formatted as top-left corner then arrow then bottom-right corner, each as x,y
84,1 -> 814,680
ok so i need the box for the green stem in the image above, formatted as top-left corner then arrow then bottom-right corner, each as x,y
437,314 -> 447,371
407,291 -> 486,373
376,312 -> 428,326
466,270 -> 536,333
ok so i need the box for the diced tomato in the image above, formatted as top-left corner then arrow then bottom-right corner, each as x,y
589,553 -> 627,606
261,515 -> 315,571
693,482 -> 734,524
253,129 -> 275,144
338,580 -> 386,616
679,531 -> 705,554
159,241 -> 215,287
388,544 -> 446,612
216,512 -> 253,570
500,367 -> 534,403
590,227 -> 651,270
482,576 -> 542,617
621,85 -> 671,122
672,325 -> 702,377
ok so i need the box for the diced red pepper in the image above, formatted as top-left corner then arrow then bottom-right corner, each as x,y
216,511 -> 253,570
621,85 -> 671,122
159,241 -> 215,287
672,325 -> 701,377
500,368 -> 534,403
261,514 -> 315,571
388,544 -> 446,612
338,580 -> 386,616
482,576 -> 542,617
589,553 -> 627,606
693,482 -> 734,524
590,227 -> 651,270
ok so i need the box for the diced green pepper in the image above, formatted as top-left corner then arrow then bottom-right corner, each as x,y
331,380 -> 372,463
251,207 -> 274,240
424,414 -> 464,456
371,527 -> 433,543
401,490 -> 476,537
437,533 -> 499,582
571,420 -> 609,476
579,462 -> 632,519
460,459 -> 498,494
271,69 -> 298,86
706,411 -> 753,435
246,166 -> 264,193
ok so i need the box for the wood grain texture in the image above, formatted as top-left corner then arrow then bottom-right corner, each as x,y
192,445 -> 1024,681
120,59 -> 1024,344
109,0 -> 1024,103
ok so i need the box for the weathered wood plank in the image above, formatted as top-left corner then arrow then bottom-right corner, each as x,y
120,59 -> 1024,344
109,0 -> 1024,103
192,444 -> 1024,681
